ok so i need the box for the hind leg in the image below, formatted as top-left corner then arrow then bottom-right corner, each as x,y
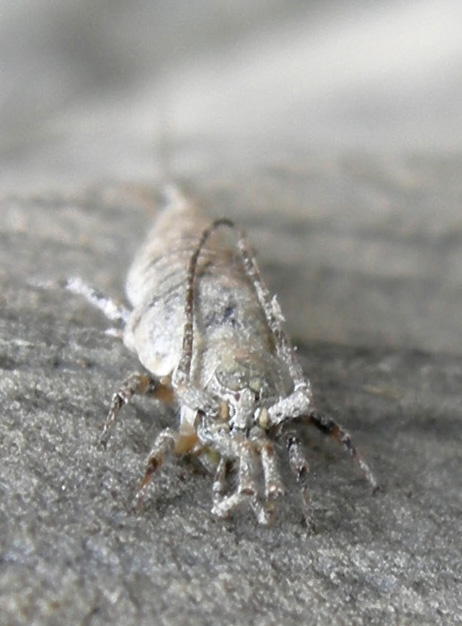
258,441 -> 284,522
65,276 -> 129,326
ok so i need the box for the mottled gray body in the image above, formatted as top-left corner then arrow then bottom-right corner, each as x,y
124,193 -> 292,405
66,186 -> 377,525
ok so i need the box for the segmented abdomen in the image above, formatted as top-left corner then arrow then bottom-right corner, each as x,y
123,193 -> 276,383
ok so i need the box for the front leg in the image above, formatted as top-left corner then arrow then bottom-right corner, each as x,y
307,409 -> 378,491
267,382 -> 312,427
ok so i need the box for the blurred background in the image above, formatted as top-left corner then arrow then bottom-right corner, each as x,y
1,0 -> 462,190
1,0 -> 461,355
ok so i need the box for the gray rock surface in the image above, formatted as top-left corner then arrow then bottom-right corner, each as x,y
1,2 -> 462,624
1,175 -> 461,625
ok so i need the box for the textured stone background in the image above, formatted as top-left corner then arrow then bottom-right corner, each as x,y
1,2 -> 462,625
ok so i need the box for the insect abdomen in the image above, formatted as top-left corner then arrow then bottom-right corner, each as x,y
123,192 -> 275,380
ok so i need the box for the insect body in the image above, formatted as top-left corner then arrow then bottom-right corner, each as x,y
70,186 -> 376,526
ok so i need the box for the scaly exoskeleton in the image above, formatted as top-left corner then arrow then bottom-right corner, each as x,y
68,186 -> 377,526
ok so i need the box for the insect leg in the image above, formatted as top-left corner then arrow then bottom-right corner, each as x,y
209,440 -> 248,519
236,229 -> 321,427
133,427 -> 180,509
101,373 -> 169,447
30,276 -> 129,335
212,491 -> 244,520
249,498 -> 272,525
212,489 -> 270,525
285,432 -> 313,528
237,441 -> 258,496
210,441 -> 270,525
238,440 -> 276,525
267,386 -> 312,427
234,232 -> 307,387
65,277 -> 130,326
259,441 -> 285,504
212,457 -> 239,517
212,457 -> 228,500
307,410 -> 378,491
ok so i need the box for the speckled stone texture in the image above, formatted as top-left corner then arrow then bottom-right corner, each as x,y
1,168 -> 461,625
